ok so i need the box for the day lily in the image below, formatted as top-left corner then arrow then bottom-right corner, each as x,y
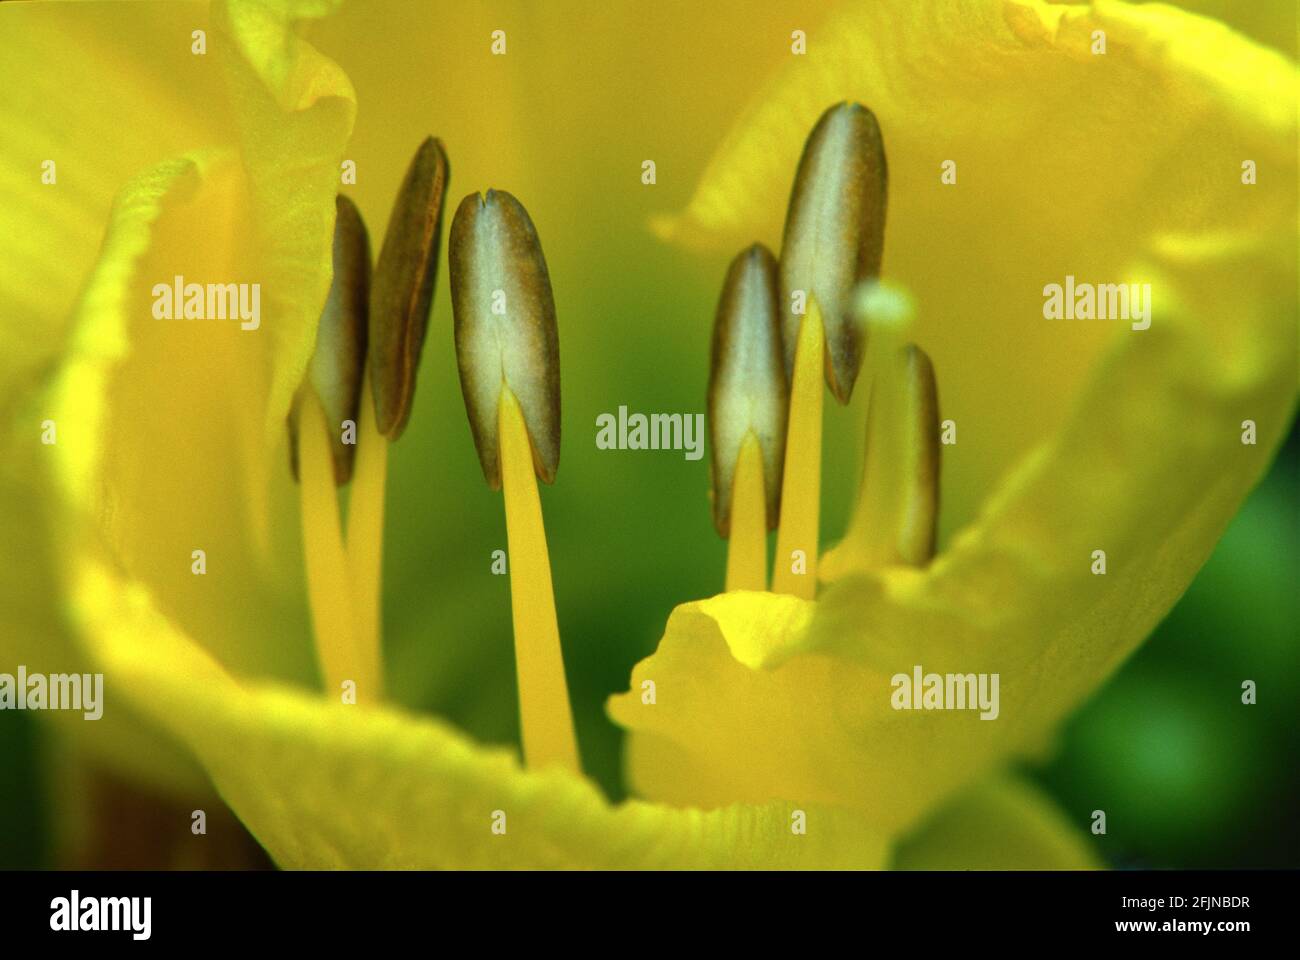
1,0 -> 1295,871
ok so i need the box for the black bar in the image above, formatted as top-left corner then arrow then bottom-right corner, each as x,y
1,869 -> 1293,946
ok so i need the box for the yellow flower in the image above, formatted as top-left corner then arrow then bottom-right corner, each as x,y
3,0 -> 1294,870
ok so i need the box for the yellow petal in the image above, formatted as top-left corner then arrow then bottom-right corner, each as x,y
892,775 -> 1102,870
46,148 -> 325,695
8,0 -> 355,681
40,0 -> 357,677
0,1 -> 224,410
213,0 -> 357,445
610,591 -> 979,838
9,154 -> 244,801
0,0 -> 354,812
68,557 -> 886,870
608,592 -> 896,812
655,0 -> 1298,528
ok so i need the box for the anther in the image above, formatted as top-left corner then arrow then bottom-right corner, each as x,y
368,136 -> 450,438
289,194 -> 370,484
779,101 -> 887,404
449,189 -> 561,488
708,243 -> 787,537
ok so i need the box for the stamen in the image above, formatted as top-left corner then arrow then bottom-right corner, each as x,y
289,195 -> 380,700
339,137 -> 448,698
707,243 -> 786,591
368,136 -> 450,438
771,300 -> 825,598
779,101 -> 887,405
827,341 -> 940,574
449,190 -> 577,772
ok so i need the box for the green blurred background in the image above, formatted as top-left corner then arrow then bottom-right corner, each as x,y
1036,427 -> 1299,869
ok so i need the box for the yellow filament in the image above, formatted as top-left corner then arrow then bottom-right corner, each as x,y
345,371 -> 388,701
842,364 -> 910,568
498,386 -> 580,772
725,432 -> 768,592
297,390 -> 362,700
772,301 -> 824,598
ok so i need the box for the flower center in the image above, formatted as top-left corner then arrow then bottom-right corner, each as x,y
292,104 -> 938,778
